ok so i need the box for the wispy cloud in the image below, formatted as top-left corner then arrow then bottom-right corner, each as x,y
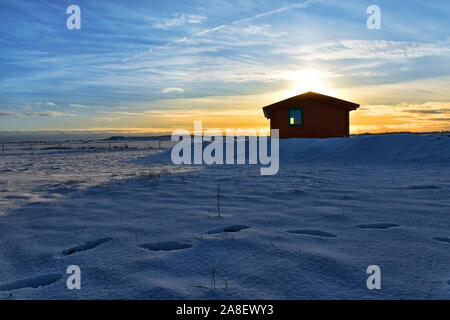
36,101 -> 56,106
70,104 -> 91,109
280,40 -> 450,60
111,111 -> 146,116
0,111 -> 72,118
0,112 -> 16,117
201,23 -> 287,38
161,87 -> 184,94
404,109 -> 450,114
153,13 -> 206,29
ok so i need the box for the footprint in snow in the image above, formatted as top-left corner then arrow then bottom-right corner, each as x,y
356,223 -> 400,230
286,229 -> 337,238
62,237 -> 113,256
206,225 -> 250,234
0,274 -> 62,291
432,237 -> 450,244
4,195 -> 30,200
403,184 -> 441,190
139,241 -> 192,251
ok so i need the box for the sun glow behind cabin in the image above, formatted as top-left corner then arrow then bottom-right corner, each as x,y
282,69 -> 338,99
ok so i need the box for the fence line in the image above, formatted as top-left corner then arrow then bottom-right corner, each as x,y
0,140 -> 179,155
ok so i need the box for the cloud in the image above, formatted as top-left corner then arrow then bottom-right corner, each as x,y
351,101 -> 450,133
153,14 -> 206,29
0,112 -> 16,117
279,40 -> 450,60
199,23 -> 286,38
161,87 -> 184,94
197,25 -> 226,36
403,106 -> 450,115
112,111 -> 146,116
0,111 -> 72,118
27,111 -> 69,117
70,104 -> 91,109
18,105 -> 33,111
404,110 -> 442,114
36,101 -> 56,106
421,102 -> 450,108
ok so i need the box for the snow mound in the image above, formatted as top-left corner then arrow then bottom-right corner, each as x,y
280,134 -> 450,165
142,134 -> 450,167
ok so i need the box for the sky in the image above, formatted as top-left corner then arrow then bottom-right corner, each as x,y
0,0 -> 449,137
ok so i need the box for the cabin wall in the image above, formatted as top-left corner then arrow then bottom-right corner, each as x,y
268,100 -> 349,138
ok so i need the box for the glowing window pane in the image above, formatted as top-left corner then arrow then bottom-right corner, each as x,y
289,109 -> 303,125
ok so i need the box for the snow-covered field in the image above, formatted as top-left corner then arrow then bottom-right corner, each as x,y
0,134 -> 449,299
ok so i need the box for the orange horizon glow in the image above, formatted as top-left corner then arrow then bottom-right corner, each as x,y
79,69 -> 449,135
5,69 -> 448,135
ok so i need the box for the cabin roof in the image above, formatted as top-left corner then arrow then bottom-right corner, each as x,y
262,91 -> 360,118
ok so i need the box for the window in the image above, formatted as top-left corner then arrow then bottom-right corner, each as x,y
288,108 -> 304,126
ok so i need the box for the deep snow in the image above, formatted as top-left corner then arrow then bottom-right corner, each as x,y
0,134 -> 449,299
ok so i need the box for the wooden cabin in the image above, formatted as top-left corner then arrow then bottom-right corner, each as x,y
262,91 -> 360,138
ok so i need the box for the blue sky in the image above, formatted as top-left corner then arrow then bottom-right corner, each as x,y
0,0 -> 449,134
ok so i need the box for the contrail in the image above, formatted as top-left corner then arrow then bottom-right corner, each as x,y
197,0 -> 317,36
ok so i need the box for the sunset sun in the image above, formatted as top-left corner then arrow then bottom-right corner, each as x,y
283,69 -> 337,98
